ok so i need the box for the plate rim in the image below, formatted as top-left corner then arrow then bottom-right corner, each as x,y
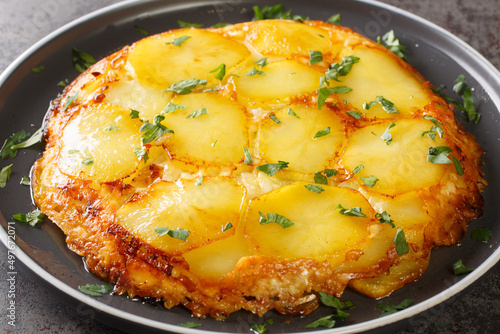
1,0 -> 500,333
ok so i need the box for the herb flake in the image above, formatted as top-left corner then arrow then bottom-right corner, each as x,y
13,209 -> 45,227
78,284 -> 112,297
453,259 -> 474,275
154,227 -> 190,241
471,227 -> 493,242
393,228 -> 409,256
258,212 -> 294,228
257,161 -> 289,177
305,184 -> 325,194
166,78 -> 207,95
72,47 -> 96,73
377,298 -> 413,317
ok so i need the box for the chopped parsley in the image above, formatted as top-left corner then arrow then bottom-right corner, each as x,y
287,108 -> 300,118
360,175 -> 379,187
327,13 -> 342,25
222,222 -> 233,232
318,291 -> 355,319
453,259 -> 474,275
163,102 -> 186,114
166,35 -> 191,47
0,164 -> 13,188
346,110 -> 361,119
140,113 -> 174,144
324,169 -> 337,177
377,30 -> 408,61
336,204 -> 367,218
427,146 -> 463,175
195,174 -> 203,186
177,20 -> 203,28
211,140 -> 218,147
178,321 -> 202,328
32,65 -> 45,73
393,228 -> 409,256
166,78 -> 207,95
257,161 -> 289,176
255,57 -> 268,68
154,227 -> 190,241
318,86 -> 352,109
134,25 -> 149,36
20,175 -> 30,186
309,50 -> 323,65
209,63 -> 226,80
1,130 -> 29,159
314,171 -> 328,185
304,184 -> 325,194
243,147 -> 254,164
376,211 -> 395,228
471,227 -> 493,242
185,108 -> 209,119
435,75 -> 481,123
377,298 -> 413,317
13,209 -> 45,227
305,315 -> 337,329
250,323 -> 267,334
258,212 -> 294,228
104,125 -> 120,131
269,114 -> 281,124
321,56 -> 360,84
81,156 -> 94,165
72,47 -> 96,73
352,164 -> 364,175
381,121 -> 396,145
313,126 -> 331,139
62,91 -> 79,112
421,116 -> 444,140
133,148 -> 149,164
129,109 -> 140,119
363,96 -> 399,114
78,284 -> 112,297
57,80 -> 68,87
252,4 -> 307,21
246,68 -> 266,76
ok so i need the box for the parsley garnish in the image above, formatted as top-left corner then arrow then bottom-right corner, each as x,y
20,175 -> 30,186
376,211 -> 395,228
318,291 -> 355,320
352,164 -> 364,175
78,284 -> 112,297
377,298 -> 412,317
104,125 -> 120,131
185,108 -> 209,119
318,86 -> 352,109
0,130 -> 29,159
427,146 -> 463,175
178,321 -> 202,328
243,147 -> 254,164
32,65 -> 45,73
304,315 -> 336,329
134,25 -> 149,36
257,161 -> 289,176
363,96 -> 399,113
393,228 -> 409,256
304,184 -> 325,193
360,175 -> 379,187
471,227 -> 493,242
140,114 -> 174,143
246,68 -> 265,76
255,57 -> 268,68
321,56 -> 360,84
82,156 -> 94,165
211,140 -> 218,147
346,110 -> 361,119
252,4 -> 307,21
377,30 -> 408,61
177,20 -> 203,28
212,22 -> 230,28
309,50 -> 323,65
71,47 -> 96,73
166,78 -> 207,95
287,108 -> 300,118
452,259 -> 474,275
209,63 -> 226,81
163,102 -> 186,114
166,35 -> 191,47
381,121 -> 396,145
327,14 -> 342,25
62,91 -> 79,112
222,222 -> 233,232
421,116 -> 444,140
250,323 -> 267,334
8,126 -> 43,155
336,204 -> 367,218
313,126 -> 330,139
314,171 -> 328,185
258,212 -> 295,228
133,148 -> 149,164
434,75 -> 481,123
13,209 -> 45,227
57,80 -> 68,87
154,227 -> 190,241
269,114 -> 281,124
0,164 -> 13,188
195,175 -> 203,186
129,109 -> 140,119
324,169 -> 337,177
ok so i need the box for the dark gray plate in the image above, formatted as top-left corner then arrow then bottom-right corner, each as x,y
1,0 -> 499,333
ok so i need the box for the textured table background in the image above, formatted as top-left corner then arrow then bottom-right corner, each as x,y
1,0 -> 499,333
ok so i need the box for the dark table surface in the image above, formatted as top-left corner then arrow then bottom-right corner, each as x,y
1,0 -> 500,333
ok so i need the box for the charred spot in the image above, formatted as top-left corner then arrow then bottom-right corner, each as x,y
93,93 -> 106,103
91,71 -> 102,77
243,295 -> 257,301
